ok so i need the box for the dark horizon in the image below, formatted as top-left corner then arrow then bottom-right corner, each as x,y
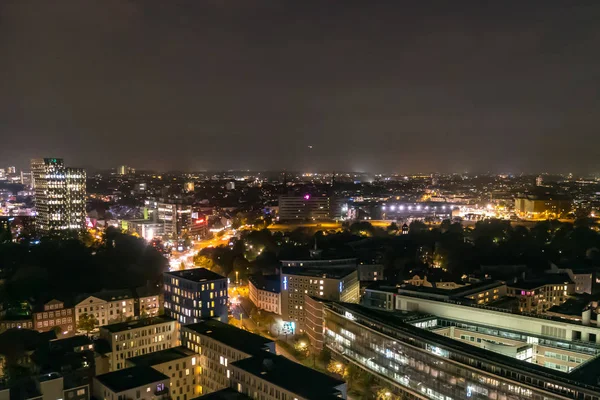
2,1 -> 600,174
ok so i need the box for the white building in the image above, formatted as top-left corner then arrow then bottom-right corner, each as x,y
248,275 -> 281,315
75,290 -> 135,329
99,316 -> 179,371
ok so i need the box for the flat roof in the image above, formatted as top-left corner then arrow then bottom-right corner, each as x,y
248,275 -> 280,293
329,302 -> 600,391
508,274 -> 572,290
230,353 -> 344,398
191,388 -> 251,400
101,316 -> 175,333
166,268 -> 226,282
281,266 -> 356,279
183,319 -> 273,356
369,280 -> 505,299
127,346 -> 195,367
95,366 -> 169,393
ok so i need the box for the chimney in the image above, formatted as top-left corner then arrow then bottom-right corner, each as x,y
582,308 -> 591,326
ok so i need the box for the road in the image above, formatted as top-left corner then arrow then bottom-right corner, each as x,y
169,229 -> 234,270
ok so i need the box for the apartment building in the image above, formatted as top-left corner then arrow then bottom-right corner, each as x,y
181,319 -> 275,395
507,275 -> 575,313
33,299 -> 75,337
75,290 -> 135,329
135,286 -> 163,318
94,366 -> 170,400
99,316 -> 179,371
248,275 -> 281,315
280,267 -> 359,330
127,346 -> 202,400
164,269 -> 228,325
229,353 -> 347,400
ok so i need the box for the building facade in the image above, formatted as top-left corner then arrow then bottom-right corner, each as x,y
33,299 -> 75,337
248,275 -> 281,315
99,316 -> 179,371
280,267 -> 359,330
278,195 -> 334,221
126,346 -> 202,400
31,158 -> 86,236
507,278 -> 574,314
181,320 -> 275,395
75,290 -> 135,329
164,269 -> 228,325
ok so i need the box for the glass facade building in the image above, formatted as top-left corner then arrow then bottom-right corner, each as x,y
322,302 -> 600,400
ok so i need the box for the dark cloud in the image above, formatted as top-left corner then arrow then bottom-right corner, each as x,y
1,0 -> 599,173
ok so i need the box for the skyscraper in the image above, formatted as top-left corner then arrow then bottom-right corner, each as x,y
31,158 -> 86,237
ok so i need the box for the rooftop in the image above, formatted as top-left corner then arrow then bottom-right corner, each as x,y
95,366 -> 169,393
370,279 -> 505,300
191,388 -> 251,400
230,353 -> 345,398
127,346 -> 195,367
183,319 -> 274,356
508,274 -> 573,290
101,316 -> 176,333
166,268 -> 226,282
248,275 -> 280,293
281,266 -> 356,280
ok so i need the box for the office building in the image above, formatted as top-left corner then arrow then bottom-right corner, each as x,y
157,201 -> 192,238
514,193 -> 572,218
181,319 -> 276,394
99,316 -> 179,371
248,275 -> 281,315
33,299 -> 75,337
164,268 -> 228,324
94,366 -> 170,400
31,158 -> 86,236
225,182 -> 235,191
280,267 -> 359,330
75,289 -> 135,328
380,202 -> 455,220
126,346 -> 202,400
357,264 -> 384,281
308,298 -> 600,400
278,195 -> 338,221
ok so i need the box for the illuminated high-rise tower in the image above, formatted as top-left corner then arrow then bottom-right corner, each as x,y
31,158 -> 86,237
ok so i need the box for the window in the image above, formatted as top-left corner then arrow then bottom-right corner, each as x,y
76,389 -> 85,396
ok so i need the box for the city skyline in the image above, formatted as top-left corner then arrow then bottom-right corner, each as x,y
2,1 -> 600,173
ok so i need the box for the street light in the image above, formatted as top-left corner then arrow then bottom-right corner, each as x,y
236,271 -> 239,285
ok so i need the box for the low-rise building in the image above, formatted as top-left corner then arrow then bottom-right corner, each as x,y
181,319 -> 275,395
94,366 -> 170,400
507,275 -> 575,313
33,299 -> 75,337
357,264 -> 384,282
164,269 -> 228,325
99,316 -> 179,371
135,286 -> 163,318
127,346 -> 202,400
75,290 -> 135,329
248,275 -> 281,315
229,352 -> 346,400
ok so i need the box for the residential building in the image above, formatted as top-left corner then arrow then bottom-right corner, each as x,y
280,267 -> 359,330
357,264 -> 384,281
127,346 -> 202,400
31,158 -> 86,236
99,316 -> 179,371
135,286 -> 163,318
309,300 -> 600,400
93,366 -> 170,400
33,299 -> 75,337
248,275 -> 281,315
229,353 -> 347,400
75,290 -> 135,329
180,319 -> 276,395
507,275 -> 575,313
0,316 -> 33,332
164,269 -> 228,325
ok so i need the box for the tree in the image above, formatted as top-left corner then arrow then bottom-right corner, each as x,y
318,348 -> 332,364
77,313 -> 98,337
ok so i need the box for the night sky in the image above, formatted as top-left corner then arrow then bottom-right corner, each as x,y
1,1 -> 600,173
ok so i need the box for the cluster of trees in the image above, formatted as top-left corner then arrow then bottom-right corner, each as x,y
0,227 -> 168,302
193,218 -> 600,283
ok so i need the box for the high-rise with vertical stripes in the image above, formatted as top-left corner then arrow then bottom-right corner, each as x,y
31,158 -> 86,237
